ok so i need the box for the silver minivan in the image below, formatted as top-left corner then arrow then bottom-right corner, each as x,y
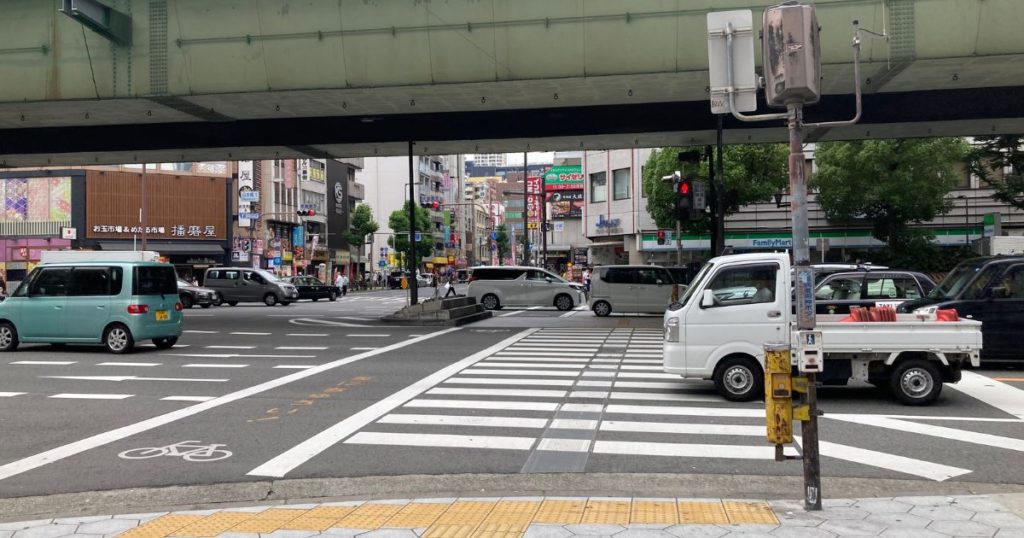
468,266 -> 583,311
589,265 -> 676,316
203,267 -> 299,306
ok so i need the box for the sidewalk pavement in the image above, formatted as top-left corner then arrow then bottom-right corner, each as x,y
2,494 -> 1022,538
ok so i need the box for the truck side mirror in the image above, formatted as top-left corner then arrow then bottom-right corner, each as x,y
701,289 -> 716,308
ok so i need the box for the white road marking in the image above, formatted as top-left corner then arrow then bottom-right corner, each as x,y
275,346 -> 328,350
559,310 -> 578,318
161,396 -> 216,402
289,318 -> 372,327
346,334 -> 391,338
488,357 -> 590,363
827,415 -> 1024,453
877,414 -> 1023,423
481,362 -> 585,369
601,421 -> 763,436
949,371 -> 1024,420
345,432 -> 535,450
496,351 -> 595,357
561,403 -> 604,412
443,377 -> 575,387
537,438 -> 591,452
377,414 -> 549,429
205,346 -> 256,350
567,391 -> 609,399
0,327 -> 459,483
550,419 -> 599,430
183,364 -> 249,369
427,387 -> 567,398
0,392 -> 26,397
50,393 -> 132,400
287,333 -> 328,337
796,436 -> 971,482
43,375 -> 228,383
273,365 -> 315,369
165,353 -> 317,359
607,391 -> 722,403
614,381 -> 687,390
593,440 -> 799,460
98,362 -> 161,367
605,404 -> 764,418
404,399 -> 558,412
498,310 -> 527,317
11,361 -> 76,366
184,330 -> 219,334
462,369 -> 579,377
350,347 -> 378,351
271,314 -> 324,317
247,329 -> 536,478
230,332 -> 271,336
616,372 -> 681,380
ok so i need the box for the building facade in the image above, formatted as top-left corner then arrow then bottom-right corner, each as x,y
582,149 -> 654,266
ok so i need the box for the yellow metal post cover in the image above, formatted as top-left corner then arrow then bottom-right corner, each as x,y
763,343 -> 794,445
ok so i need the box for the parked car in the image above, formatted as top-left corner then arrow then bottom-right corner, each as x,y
589,265 -> 675,316
203,267 -> 299,306
815,270 -> 936,315
468,266 -> 583,311
177,279 -> 218,308
0,259 -> 183,354
287,276 -> 340,301
810,263 -> 888,285
899,256 -> 1024,362
388,271 -> 411,289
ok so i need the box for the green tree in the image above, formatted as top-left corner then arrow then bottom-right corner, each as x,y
641,144 -> 788,231
387,202 -> 433,266
812,138 -> 969,250
969,135 -> 1024,210
345,204 -> 379,272
495,224 -> 510,264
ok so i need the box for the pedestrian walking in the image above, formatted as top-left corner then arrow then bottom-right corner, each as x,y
444,277 -> 458,298
341,273 -> 349,296
582,267 -> 592,292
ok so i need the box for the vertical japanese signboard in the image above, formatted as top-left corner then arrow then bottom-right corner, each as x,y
238,161 -> 255,228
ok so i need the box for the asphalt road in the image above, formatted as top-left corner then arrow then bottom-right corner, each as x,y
0,286 -> 1022,500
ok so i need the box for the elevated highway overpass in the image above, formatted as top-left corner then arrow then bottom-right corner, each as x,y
1,0 -> 1023,166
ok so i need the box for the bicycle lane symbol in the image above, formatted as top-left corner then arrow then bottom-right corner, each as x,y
118,440 -> 232,463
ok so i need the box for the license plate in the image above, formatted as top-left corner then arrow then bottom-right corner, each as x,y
155,310 -> 170,321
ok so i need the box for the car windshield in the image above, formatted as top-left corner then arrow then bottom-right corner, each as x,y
679,262 -> 712,306
177,279 -> 191,287
929,259 -> 987,299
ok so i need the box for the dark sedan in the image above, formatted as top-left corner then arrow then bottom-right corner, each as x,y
177,279 -> 218,308
287,276 -> 340,301
814,270 -> 936,315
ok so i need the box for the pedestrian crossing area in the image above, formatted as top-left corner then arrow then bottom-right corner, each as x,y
339,328 -> 795,465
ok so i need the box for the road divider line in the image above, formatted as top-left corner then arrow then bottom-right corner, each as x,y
230,332 -> 272,336
98,362 -> 161,367
43,375 -> 229,383
0,327 -> 459,483
0,392 -> 26,397
50,393 -> 132,400
183,364 -> 249,369
275,346 -> 329,350
161,396 -> 216,402
184,330 -> 219,334
247,328 -> 537,478
350,347 -> 378,351
346,334 -> 391,337
287,333 -> 328,337
11,361 -> 76,366
273,365 -> 316,369
205,346 -> 256,350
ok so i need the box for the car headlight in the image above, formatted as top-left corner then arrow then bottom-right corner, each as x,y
665,317 -> 680,343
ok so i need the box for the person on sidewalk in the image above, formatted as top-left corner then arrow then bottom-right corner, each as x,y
340,272 -> 349,296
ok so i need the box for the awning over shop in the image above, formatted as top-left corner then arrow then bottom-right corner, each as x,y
99,241 -> 225,255
588,241 -> 624,248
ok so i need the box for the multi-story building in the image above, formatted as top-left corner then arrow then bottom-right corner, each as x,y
582,149 -> 654,266
472,153 -> 506,168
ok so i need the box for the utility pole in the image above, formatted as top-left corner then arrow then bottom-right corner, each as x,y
408,142 -> 419,305
715,114 -> 726,256
541,171 -> 548,268
140,162 -> 147,250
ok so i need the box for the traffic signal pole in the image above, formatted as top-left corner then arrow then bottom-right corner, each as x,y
408,141 -> 418,305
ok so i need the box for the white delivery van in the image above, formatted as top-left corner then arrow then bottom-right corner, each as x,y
662,253 -> 982,405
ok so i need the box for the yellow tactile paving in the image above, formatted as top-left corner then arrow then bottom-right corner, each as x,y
471,501 -> 541,536
118,515 -> 206,538
227,508 -> 308,533
303,506 -> 360,519
172,512 -> 254,537
678,501 -> 730,525
334,503 -> 405,529
630,500 -> 679,525
423,501 -> 498,538
279,517 -> 340,532
723,501 -> 779,525
384,503 -> 450,528
532,499 -> 586,524
471,523 -> 527,538
580,500 -> 631,525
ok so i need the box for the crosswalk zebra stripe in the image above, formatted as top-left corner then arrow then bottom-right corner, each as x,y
600,421 -> 764,436
593,440 -> 799,460
376,414 -> 549,429
480,363 -> 586,369
443,377 -> 575,386
426,387 -> 567,398
404,399 -> 559,411
605,404 -> 764,418
345,432 -> 536,450
462,369 -> 580,377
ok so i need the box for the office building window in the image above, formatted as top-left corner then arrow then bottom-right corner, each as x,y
590,172 -> 607,203
613,168 -> 630,200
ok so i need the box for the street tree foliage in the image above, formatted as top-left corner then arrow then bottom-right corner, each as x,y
345,203 -> 379,248
641,144 -> 789,231
970,135 -> 1024,210
495,224 -> 510,264
387,201 -> 433,262
812,138 -> 970,250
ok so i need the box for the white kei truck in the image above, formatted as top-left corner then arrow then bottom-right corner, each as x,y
662,253 -> 982,405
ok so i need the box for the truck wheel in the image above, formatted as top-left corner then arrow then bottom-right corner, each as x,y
889,359 -> 943,405
713,356 -> 764,402
592,301 -> 612,317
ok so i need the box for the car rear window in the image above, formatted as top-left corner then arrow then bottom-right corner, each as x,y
472,268 -> 523,280
134,266 -> 178,295
602,268 -> 638,284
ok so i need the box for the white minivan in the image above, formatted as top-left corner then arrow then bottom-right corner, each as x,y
589,265 -> 676,316
468,266 -> 584,311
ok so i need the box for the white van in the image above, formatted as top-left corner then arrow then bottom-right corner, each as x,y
468,266 -> 584,311
589,265 -> 676,316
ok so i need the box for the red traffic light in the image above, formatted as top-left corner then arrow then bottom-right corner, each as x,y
297,209 -> 316,217
657,230 -> 665,239
431,201 -> 440,210
678,181 -> 691,195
